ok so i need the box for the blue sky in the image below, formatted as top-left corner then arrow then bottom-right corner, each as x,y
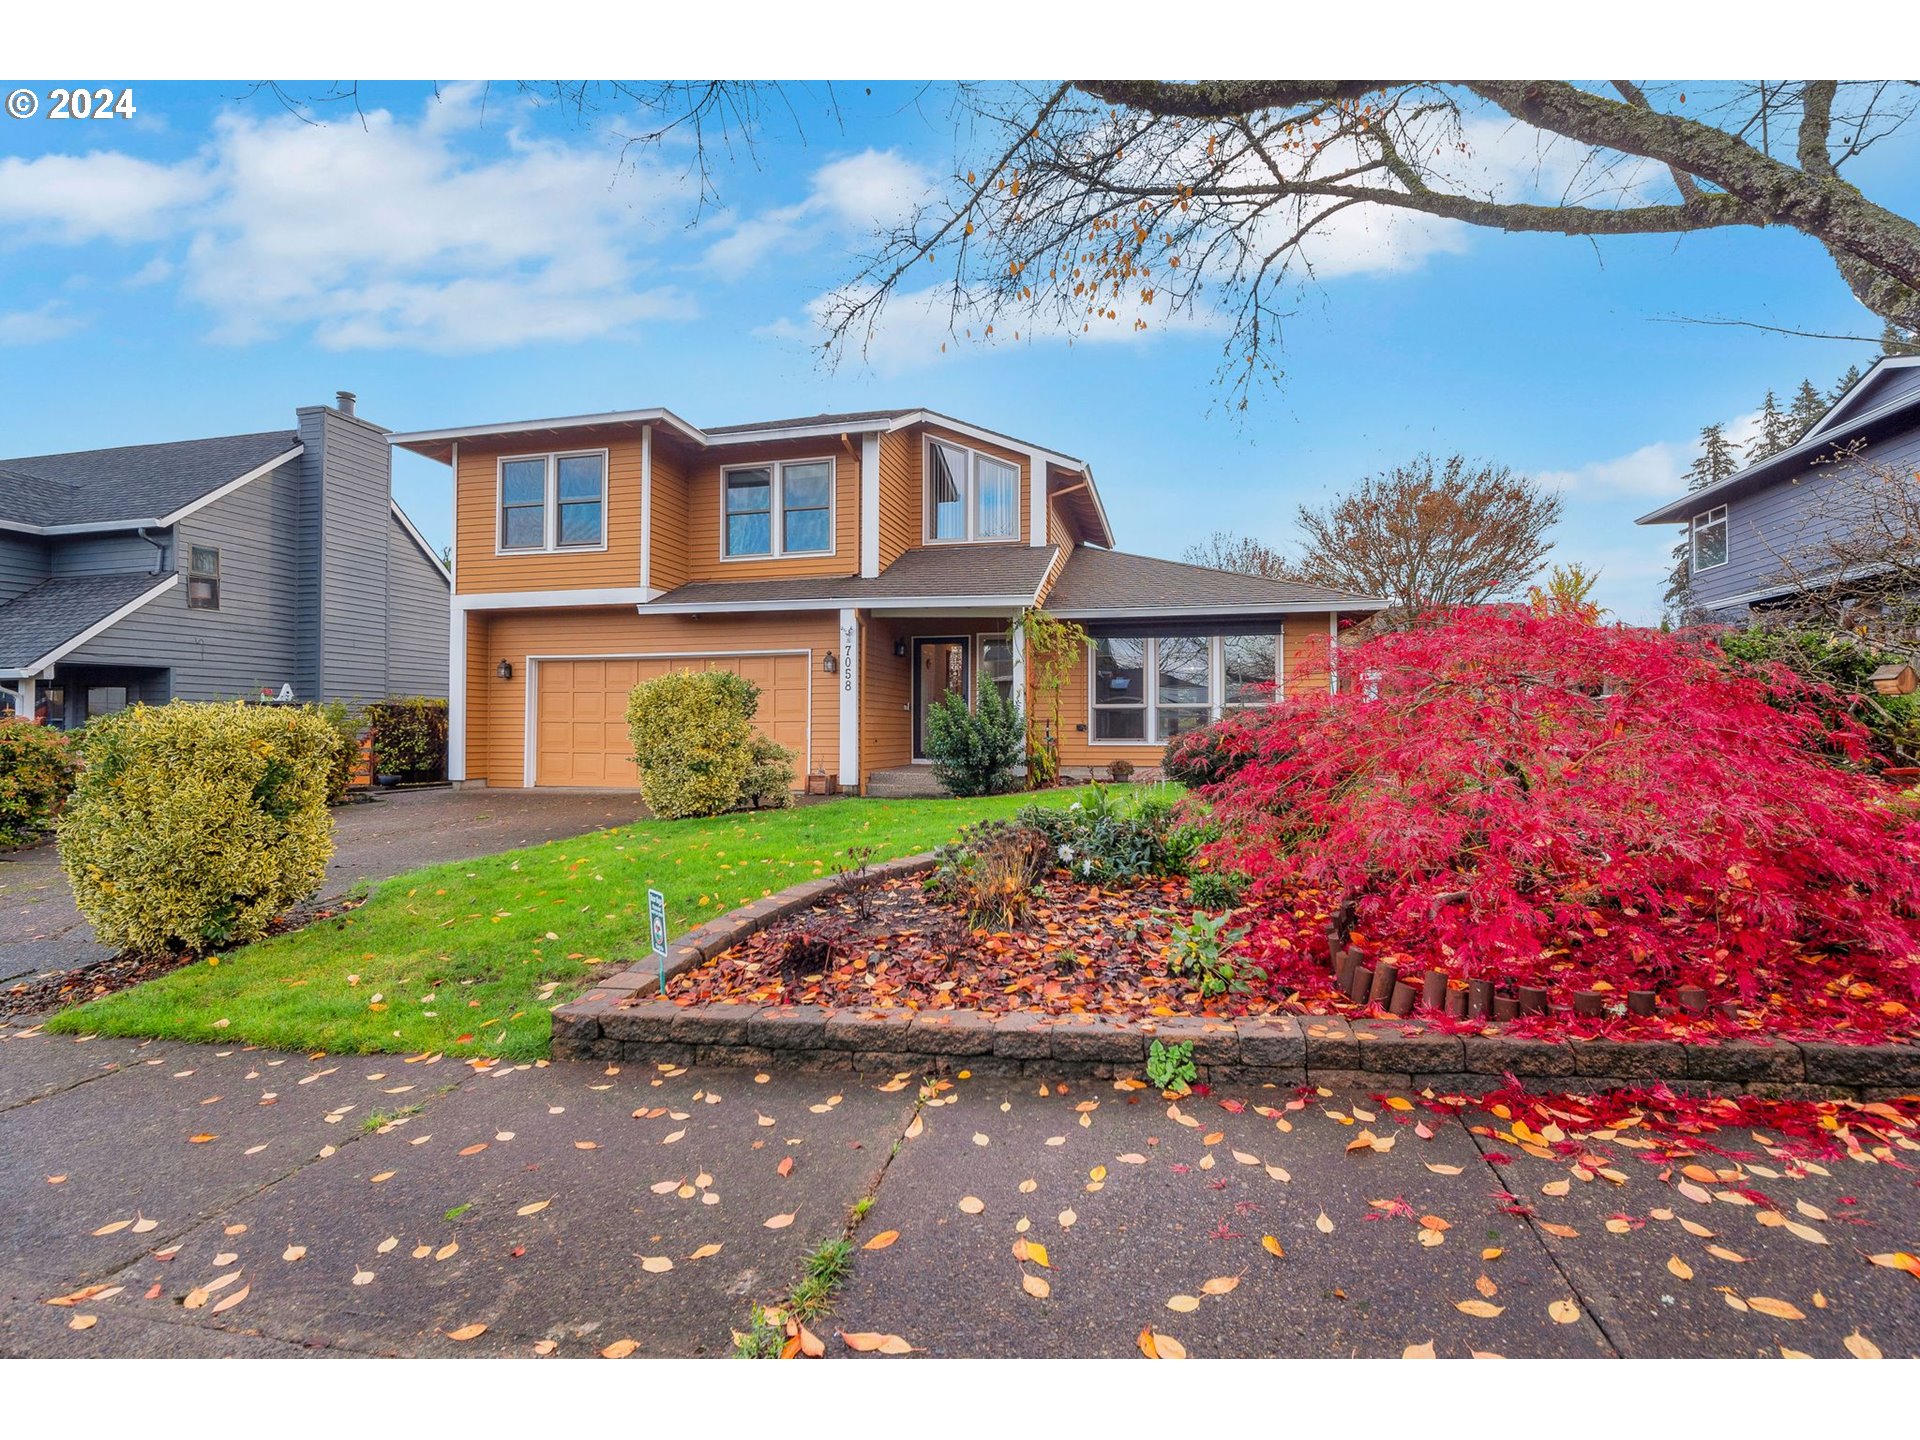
1,78 -> 1914,623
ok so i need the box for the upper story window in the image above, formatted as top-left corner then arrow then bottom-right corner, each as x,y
497,450 -> 606,553
928,438 -> 1019,542
1091,633 -> 1282,742
186,546 -> 220,610
723,458 -> 834,559
1690,505 -> 1728,572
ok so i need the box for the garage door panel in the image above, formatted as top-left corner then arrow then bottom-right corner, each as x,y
535,653 -> 810,789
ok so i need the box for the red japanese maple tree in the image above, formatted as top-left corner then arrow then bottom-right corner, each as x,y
1200,607 -> 1920,1018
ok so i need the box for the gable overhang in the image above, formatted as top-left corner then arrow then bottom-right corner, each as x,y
0,572 -> 179,678
386,409 -> 705,464
1804,355 -> 1920,442
0,444 -> 305,537
638,591 -> 1044,617
1046,599 -> 1390,620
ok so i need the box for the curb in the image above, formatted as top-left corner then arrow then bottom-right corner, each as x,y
550,859 -> 1920,1099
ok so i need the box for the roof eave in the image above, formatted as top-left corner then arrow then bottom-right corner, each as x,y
386,409 -> 708,460
0,443 -> 304,535
0,572 -> 180,678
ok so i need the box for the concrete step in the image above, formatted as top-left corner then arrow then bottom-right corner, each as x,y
863,767 -> 947,799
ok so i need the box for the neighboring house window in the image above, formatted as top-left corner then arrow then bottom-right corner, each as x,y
723,459 -> 835,558
1091,633 -> 1285,742
86,686 -> 128,719
928,438 -> 1020,542
1691,505 -> 1728,572
497,451 -> 607,552
187,546 -> 220,609
978,634 -> 1016,706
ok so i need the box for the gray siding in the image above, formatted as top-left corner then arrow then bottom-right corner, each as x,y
1687,425 -> 1920,613
301,407 -> 393,703
0,533 -> 48,602
61,458 -> 306,701
50,532 -> 164,577
1826,366 -> 1920,426
385,511 -> 451,696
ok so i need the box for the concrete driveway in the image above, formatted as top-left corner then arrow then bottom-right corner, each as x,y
0,788 -> 650,988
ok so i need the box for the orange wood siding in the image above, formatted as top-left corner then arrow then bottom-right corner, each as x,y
453,432 -> 643,594
647,434 -> 692,593
680,437 -> 861,583
876,429 -> 919,571
1045,614 -> 1334,777
466,607 -> 839,788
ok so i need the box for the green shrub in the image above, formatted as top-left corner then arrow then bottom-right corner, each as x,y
58,702 -> 338,954
1146,1038 -> 1197,1094
924,676 -> 1026,797
365,697 -> 448,780
1718,623 -> 1920,765
1018,784 -> 1202,881
0,718 -> 77,846
625,669 -> 788,819
930,819 -> 1050,928
309,701 -> 362,805
1164,911 -> 1258,998
1187,868 -> 1249,910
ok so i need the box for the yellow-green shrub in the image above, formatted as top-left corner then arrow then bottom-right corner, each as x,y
625,669 -> 774,819
59,702 -> 338,954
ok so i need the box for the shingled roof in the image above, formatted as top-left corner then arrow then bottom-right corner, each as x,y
648,544 -> 1061,610
0,571 -> 177,675
1043,548 -> 1386,614
0,431 -> 301,531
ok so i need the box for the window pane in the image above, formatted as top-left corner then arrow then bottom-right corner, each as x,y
557,453 -> 603,501
1095,707 -> 1146,740
726,469 -> 772,514
929,442 -> 966,539
1156,706 -> 1210,742
1094,637 -> 1146,705
784,506 -> 831,553
558,500 -> 602,546
1157,635 -> 1211,706
782,461 -> 832,509
503,505 -> 544,549
727,511 -> 772,556
189,546 -> 219,576
1693,514 -> 1727,569
980,638 -> 1015,704
502,458 -> 545,505
1224,634 -> 1278,704
975,455 -> 1018,538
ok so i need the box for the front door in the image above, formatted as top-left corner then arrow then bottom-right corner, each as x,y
912,637 -> 970,759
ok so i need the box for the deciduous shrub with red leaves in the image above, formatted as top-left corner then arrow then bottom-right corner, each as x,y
1199,608 -> 1920,1031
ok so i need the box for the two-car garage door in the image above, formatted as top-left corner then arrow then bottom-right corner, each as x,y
533,654 -> 811,789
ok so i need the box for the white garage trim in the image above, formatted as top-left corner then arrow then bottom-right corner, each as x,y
522,648 -> 814,789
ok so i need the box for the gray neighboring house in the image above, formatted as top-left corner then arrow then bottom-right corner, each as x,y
1638,355 -> 1920,619
0,392 -> 450,728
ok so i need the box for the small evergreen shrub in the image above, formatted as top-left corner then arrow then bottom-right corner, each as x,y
1018,785 -> 1201,881
1187,868 -> 1250,911
626,669 -> 794,819
0,718 -> 77,846
58,702 -> 338,954
365,697 -> 448,780
742,734 -> 797,810
924,678 -> 1026,797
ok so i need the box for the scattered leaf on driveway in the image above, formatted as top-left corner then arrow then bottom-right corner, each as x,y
1667,1256 -> 1694,1281
601,1338 -> 639,1358
69,1314 -> 97,1331
763,1212 -> 796,1230
862,1231 -> 900,1251
447,1323 -> 487,1341
1403,1339 -> 1436,1358
517,1200 -> 550,1217
1021,1272 -> 1051,1299
1262,1235 -> 1285,1258
1455,1299 -> 1504,1318
1548,1299 -> 1581,1324
1845,1330 -> 1884,1360
840,1331 -> 916,1354
1748,1297 -> 1806,1321
1165,1295 -> 1200,1313
640,1256 -> 673,1273
957,1196 -> 985,1215
1138,1328 -> 1186,1359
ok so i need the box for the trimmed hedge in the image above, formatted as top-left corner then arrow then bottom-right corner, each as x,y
626,669 -> 794,818
59,702 -> 338,954
924,678 -> 1026,796
0,718 -> 76,847
366,697 -> 447,781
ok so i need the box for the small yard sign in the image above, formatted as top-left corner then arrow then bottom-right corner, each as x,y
647,888 -> 669,993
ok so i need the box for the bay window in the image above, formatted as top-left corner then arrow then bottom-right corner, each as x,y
928,437 -> 1020,542
1091,633 -> 1283,742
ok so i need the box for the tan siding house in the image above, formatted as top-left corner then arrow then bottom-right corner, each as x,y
390,405 -> 1384,794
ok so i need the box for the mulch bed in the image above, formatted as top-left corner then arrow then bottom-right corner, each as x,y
670,868 -> 1920,1048
1,892 -> 366,1019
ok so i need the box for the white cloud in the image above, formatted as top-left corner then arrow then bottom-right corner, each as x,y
0,302 -> 85,345
1538,409 -> 1764,497
0,89 -> 690,352
704,148 -> 933,278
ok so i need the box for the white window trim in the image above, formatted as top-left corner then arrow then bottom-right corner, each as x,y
719,456 -> 839,562
495,448 -> 611,556
1690,505 -> 1729,573
1086,633 -> 1284,747
923,435 -> 1022,545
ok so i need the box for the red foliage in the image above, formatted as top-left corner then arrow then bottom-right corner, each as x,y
1200,608 -> 1920,1035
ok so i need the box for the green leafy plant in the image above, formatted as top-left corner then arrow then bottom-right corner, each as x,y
741,734 -> 797,809
930,819 -> 1050,928
1018,784 -> 1202,881
1164,910 -> 1257,998
0,717 -> 76,847
1146,1037 -> 1198,1094
1014,607 -> 1090,791
364,697 -> 447,780
626,669 -> 787,819
923,673 -> 1026,797
1187,868 -> 1250,911
59,701 -> 338,954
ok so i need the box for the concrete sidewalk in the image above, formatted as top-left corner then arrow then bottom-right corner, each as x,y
2,1023 -> 1916,1358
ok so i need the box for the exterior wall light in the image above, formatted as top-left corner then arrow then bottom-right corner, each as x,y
497,660 -> 513,681
894,638 -> 908,657
823,653 -> 839,675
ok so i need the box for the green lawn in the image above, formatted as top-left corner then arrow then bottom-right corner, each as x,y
46,787 -> 1144,1062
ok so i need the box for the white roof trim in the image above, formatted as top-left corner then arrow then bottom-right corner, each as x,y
1,572 -> 179,678
387,408 -> 705,450
389,499 -> 451,587
453,586 -> 663,612
640,591 -> 1044,616
1804,355 -> 1920,442
1049,599 -> 1388,619
0,444 -> 304,537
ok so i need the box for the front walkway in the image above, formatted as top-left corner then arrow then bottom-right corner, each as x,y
3,1025 -> 1913,1358
0,787 -> 650,991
